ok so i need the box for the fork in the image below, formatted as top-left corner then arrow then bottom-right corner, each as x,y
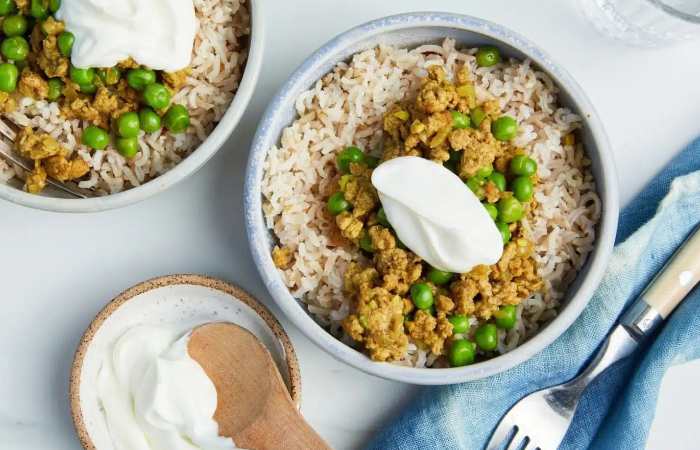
487,223 -> 700,450
0,118 -> 91,198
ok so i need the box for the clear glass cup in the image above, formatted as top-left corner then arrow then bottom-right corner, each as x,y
579,0 -> 700,46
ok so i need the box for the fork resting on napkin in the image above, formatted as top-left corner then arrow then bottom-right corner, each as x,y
367,137 -> 700,450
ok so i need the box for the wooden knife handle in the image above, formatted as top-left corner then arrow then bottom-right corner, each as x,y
643,223 -> 700,318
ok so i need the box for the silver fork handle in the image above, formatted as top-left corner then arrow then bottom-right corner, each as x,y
567,222 -> 700,391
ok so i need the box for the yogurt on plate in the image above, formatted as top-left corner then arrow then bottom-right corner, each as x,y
96,324 -> 240,450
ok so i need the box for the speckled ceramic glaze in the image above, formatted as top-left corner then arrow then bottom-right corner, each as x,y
0,0 -> 264,213
70,274 -> 301,450
244,12 -> 619,385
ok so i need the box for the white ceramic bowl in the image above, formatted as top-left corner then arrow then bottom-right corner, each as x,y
244,12 -> 619,385
0,0 -> 264,213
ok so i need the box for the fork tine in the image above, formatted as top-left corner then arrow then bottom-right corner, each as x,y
505,430 -> 526,450
485,419 -> 516,450
0,120 -> 90,198
522,442 -> 538,450
0,118 -> 16,141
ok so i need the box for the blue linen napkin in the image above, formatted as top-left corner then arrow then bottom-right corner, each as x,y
367,137 -> 700,450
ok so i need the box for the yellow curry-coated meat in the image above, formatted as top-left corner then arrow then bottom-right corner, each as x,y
406,310 -> 454,356
18,69 -> 49,100
162,69 -> 191,92
0,92 -> 16,113
25,161 -> 47,194
341,263 -> 409,362
16,127 -> 90,191
271,246 -> 294,270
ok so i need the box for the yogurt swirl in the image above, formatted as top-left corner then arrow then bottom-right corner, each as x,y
371,156 -> 504,273
56,0 -> 197,71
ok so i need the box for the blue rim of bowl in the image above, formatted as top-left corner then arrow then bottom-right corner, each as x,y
0,0 -> 265,213
244,12 -> 619,385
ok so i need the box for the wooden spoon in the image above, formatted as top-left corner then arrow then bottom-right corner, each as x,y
188,322 -> 331,450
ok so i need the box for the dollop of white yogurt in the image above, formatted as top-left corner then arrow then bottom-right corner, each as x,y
56,0 -> 197,71
97,325 -> 238,450
371,156 -> 504,273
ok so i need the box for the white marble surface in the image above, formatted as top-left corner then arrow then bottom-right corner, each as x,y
1,0 -> 699,449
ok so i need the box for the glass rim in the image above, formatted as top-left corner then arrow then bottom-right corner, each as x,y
647,0 -> 700,24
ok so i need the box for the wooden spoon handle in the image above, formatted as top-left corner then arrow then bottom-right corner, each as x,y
237,388 -> 330,450
188,323 -> 331,450
643,223 -> 700,318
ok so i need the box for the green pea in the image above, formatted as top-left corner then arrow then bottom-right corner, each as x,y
46,78 -> 63,101
427,267 -> 453,286
1,36 -> 29,61
487,171 -> 506,191
496,221 -> 511,244
163,104 -> 189,133
448,315 -> 470,334
359,231 -> 374,253
470,107 -> 486,128
327,192 -> 350,216
2,14 -> 27,36
445,150 -> 461,173
116,112 -> 140,138
336,146 -> 364,173
143,82 -> 171,109
376,207 -> 390,227
81,126 -> 109,150
450,110 -> 470,129
475,324 -> 498,351
509,155 -> 538,176
139,108 -> 161,133
97,67 -> 121,85
476,164 -> 493,178
475,46 -> 501,67
69,65 -> 94,85
80,83 -> 97,94
365,155 -> 380,169
483,203 -> 498,220
57,31 -> 74,57
449,339 -> 476,367
491,116 -> 518,141
497,196 -> 524,223
511,176 -> 533,202
48,0 -> 60,13
494,305 -> 517,330
14,58 -> 26,70
0,0 -> 15,16
30,0 -> 48,20
115,137 -> 139,158
410,283 -> 434,310
466,176 -> 485,199
0,62 -> 18,92
126,68 -> 156,91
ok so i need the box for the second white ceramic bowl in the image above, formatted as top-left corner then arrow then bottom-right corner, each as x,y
0,0 -> 264,213
245,12 -> 619,385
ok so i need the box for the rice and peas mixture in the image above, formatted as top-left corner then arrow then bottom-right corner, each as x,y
263,39 -> 600,368
0,0 -> 249,195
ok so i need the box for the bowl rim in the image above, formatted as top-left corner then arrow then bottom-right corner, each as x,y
244,11 -> 620,385
69,273 -> 302,450
0,0 -> 265,213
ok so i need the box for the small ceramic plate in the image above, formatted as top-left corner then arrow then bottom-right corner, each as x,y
70,274 -> 301,450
